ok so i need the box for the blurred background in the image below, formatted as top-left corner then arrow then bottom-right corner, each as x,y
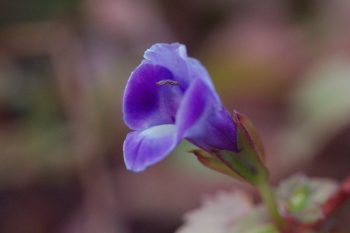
0,0 -> 350,232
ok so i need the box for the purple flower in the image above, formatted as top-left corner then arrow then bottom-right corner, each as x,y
123,43 -> 237,172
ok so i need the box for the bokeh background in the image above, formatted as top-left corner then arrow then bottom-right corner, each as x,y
0,0 -> 350,232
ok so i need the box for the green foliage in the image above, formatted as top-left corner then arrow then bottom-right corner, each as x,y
177,174 -> 341,233
276,174 -> 338,224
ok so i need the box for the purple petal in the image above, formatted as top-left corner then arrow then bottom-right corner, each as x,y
123,124 -> 178,172
176,79 -> 237,151
186,57 -> 218,100
144,43 -> 216,93
176,79 -> 210,139
123,63 -> 183,130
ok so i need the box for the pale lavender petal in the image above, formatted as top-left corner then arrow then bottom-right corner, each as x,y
176,79 -> 237,152
123,124 -> 178,172
144,43 -> 216,92
123,63 -> 183,130
186,57 -> 218,100
144,43 -> 187,80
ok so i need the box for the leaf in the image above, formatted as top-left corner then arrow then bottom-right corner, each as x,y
276,174 -> 339,224
176,191 -> 254,233
233,111 -> 265,161
191,149 -> 243,180
214,150 -> 265,185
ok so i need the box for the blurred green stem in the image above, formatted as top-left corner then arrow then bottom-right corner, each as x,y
257,175 -> 285,231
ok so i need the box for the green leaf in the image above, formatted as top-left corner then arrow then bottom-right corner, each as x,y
232,111 -> 265,162
288,185 -> 310,212
191,149 -> 243,180
214,150 -> 265,185
276,174 -> 339,224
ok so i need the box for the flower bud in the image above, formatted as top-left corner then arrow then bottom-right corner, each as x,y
192,111 -> 268,185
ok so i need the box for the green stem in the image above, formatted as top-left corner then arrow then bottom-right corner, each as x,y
257,175 -> 285,231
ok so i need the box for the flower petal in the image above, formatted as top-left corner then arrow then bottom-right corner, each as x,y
123,124 -> 178,172
123,63 -> 183,130
176,79 -> 237,151
144,43 -> 216,93
176,79 -> 209,138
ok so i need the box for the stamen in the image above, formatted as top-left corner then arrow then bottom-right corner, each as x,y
156,80 -> 179,86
